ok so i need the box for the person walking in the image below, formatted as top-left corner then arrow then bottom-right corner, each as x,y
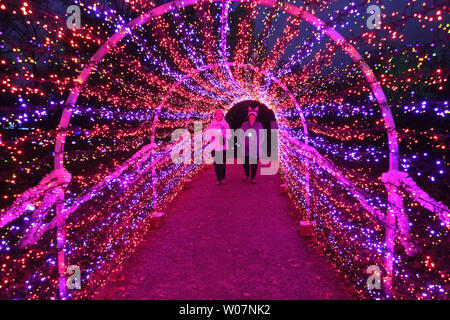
206,109 -> 231,185
240,107 -> 265,184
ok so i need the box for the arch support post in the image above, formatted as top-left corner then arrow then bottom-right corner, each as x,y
382,169 -> 416,299
184,115 -> 191,174
383,189 -> 397,298
54,107 -> 73,300
383,175 -> 407,299
304,163 -> 311,221
56,201 -> 67,299
149,138 -> 158,213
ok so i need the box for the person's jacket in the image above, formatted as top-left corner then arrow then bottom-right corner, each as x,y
239,121 -> 265,158
206,119 -> 232,151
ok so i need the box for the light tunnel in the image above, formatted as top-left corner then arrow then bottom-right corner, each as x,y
0,0 -> 448,301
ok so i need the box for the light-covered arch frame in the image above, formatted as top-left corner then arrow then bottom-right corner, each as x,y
54,0 -> 401,298
56,0 -> 399,171
149,61 -> 310,145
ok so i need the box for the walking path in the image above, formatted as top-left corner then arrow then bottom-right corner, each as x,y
95,164 -> 354,299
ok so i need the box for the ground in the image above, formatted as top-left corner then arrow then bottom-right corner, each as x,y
94,163 -> 354,300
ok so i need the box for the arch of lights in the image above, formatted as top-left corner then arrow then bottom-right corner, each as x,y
148,62 -> 310,143
0,0 -> 448,300
54,0 -> 402,299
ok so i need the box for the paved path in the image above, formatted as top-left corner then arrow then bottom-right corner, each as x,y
95,163 -> 354,299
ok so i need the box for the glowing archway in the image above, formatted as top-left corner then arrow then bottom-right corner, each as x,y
55,0 -> 399,173
53,0 -> 402,297
148,62 -> 310,146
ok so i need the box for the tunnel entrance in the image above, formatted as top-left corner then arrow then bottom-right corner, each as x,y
225,100 -> 277,158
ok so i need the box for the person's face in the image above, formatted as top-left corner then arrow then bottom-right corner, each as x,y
249,114 -> 256,124
215,111 -> 224,122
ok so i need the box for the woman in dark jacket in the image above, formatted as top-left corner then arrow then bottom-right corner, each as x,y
239,107 -> 265,184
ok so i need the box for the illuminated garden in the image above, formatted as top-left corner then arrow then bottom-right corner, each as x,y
0,0 -> 448,300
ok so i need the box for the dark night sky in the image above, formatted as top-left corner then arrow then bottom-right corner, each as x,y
248,0 -> 448,67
